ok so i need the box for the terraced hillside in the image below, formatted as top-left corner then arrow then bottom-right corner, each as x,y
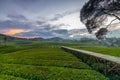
0,43 -> 109,80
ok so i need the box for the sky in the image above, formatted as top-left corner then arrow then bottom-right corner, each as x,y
0,0 -> 120,39
0,0 -> 90,39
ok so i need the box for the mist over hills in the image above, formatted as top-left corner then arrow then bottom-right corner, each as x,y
1,31 -> 120,47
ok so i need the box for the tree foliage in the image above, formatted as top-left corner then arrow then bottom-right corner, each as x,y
80,0 -> 120,39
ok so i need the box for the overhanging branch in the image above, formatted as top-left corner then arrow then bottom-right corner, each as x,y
106,18 -> 117,29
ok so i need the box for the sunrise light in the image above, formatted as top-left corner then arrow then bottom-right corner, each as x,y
5,29 -> 25,35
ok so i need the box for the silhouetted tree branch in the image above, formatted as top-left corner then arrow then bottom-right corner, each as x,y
80,0 -> 120,39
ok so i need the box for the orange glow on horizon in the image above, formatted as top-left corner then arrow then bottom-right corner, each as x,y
5,29 -> 25,35
14,36 -> 39,39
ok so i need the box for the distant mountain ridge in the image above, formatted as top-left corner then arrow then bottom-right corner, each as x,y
0,34 -> 28,42
0,34 -> 64,41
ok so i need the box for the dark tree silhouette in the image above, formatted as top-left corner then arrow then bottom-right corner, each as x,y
80,0 -> 120,39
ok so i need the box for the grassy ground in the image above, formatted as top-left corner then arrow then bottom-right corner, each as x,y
0,42 -> 109,80
73,46 -> 120,57
0,74 -> 27,80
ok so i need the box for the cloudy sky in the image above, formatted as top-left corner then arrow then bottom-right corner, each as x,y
0,0 -> 90,38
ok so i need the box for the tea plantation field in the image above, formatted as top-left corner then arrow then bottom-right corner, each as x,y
0,42 -> 109,80
73,46 -> 120,57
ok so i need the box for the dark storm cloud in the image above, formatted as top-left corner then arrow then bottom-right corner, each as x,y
50,9 -> 79,21
14,22 -> 69,39
0,20 -> 32,30
50,14 -> 64,21
7,14 -> 28,21
15,28 -> 69,39
51,24 -> 70,29
36,21 -> 46,25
